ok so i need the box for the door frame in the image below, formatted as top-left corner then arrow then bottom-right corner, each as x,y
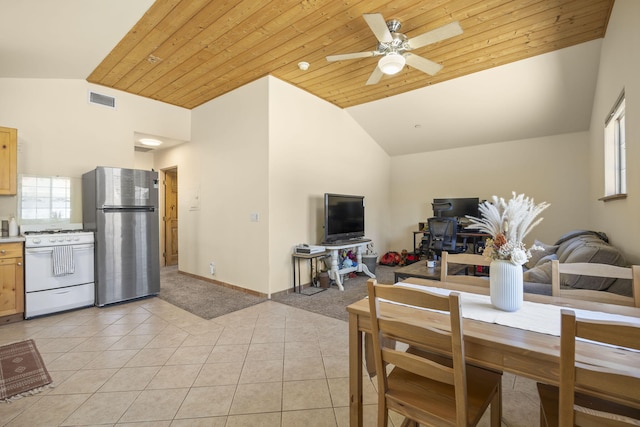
162,167 -> 178,267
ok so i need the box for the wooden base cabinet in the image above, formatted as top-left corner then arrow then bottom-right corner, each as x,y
0,242 -> 24,324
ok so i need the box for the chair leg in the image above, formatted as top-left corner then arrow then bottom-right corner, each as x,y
378,399 -> 388,427
539,405 -> 547,427
491,381 -> 502,427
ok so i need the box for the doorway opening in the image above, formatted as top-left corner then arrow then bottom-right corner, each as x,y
163,167 -> 178,266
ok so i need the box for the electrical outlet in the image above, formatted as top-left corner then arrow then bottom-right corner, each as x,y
209,262 -> 215,275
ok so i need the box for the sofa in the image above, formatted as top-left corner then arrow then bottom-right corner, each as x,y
522,230 -> 632,296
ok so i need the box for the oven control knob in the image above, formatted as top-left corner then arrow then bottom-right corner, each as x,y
33,238 -> 41,244
49,238 -> 56,243
65,237 -> 72,241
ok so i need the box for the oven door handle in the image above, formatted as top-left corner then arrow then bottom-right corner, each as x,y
25,243 -> 95,254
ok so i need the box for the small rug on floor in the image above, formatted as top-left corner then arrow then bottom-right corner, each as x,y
159,266 -> 267,320
0,339 -> 52,402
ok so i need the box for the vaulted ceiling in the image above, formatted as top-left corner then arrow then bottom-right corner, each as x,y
0,0 -> 615,155
87,0 -> 614,110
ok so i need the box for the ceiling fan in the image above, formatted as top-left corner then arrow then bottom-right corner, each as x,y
326,13 -> 463,85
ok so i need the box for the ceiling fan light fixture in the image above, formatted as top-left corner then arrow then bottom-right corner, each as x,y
378,53 -> 405,75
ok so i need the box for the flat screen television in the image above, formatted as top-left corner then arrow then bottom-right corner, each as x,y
323,193 -> 365,243
432,197 -> 480,220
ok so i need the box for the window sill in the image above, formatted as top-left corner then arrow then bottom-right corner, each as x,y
598,193 -> 627,202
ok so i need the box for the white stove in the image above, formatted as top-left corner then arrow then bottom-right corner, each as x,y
21,223 -> 96,318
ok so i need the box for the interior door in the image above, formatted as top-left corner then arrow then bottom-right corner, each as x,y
164,168 -> 178,266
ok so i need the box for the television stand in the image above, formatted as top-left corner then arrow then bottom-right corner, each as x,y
322,239 -> 374,291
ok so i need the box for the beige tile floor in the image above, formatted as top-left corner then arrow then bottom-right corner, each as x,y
0,296 -> 540,426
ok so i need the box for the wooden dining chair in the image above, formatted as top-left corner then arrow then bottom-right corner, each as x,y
537,308 -> 640,426
551,260 -> 640,307
440,251 -> 492,287
367,279 -> 502,427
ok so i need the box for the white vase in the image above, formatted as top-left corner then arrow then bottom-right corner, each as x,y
489,259 -> 523,312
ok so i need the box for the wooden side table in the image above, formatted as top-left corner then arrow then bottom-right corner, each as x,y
291,251 -> 327,293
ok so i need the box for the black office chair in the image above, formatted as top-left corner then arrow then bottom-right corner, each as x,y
423,217 -> 468,259
432,201 -> 453,217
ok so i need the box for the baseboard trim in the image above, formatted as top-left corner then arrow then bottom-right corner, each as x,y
177,270 -> 267,298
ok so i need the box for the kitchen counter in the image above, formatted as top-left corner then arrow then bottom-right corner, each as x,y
0,236 -> 25,243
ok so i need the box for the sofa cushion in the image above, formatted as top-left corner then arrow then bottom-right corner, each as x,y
523,261 -> 553,284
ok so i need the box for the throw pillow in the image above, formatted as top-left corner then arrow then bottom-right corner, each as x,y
526,240 -> 559,269
523,261 -> 553,284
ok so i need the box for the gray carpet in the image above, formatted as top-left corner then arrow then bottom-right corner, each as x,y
159,266 -> 266,320
271,265 -> 396,322
159,264 -> 396,322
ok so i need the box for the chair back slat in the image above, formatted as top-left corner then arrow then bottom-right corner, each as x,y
379,318 -> 453,355
373,282 -> 451,311
440,251 -> 492,287
551,260 -> 639,307
383,348 -> 456,386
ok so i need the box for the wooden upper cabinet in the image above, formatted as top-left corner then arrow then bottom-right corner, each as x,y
0,127 -> 17,195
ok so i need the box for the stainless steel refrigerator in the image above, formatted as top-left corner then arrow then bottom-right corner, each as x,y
82,167 -> 160,306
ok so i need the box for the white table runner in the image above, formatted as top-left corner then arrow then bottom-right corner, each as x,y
395,282 -> 640,337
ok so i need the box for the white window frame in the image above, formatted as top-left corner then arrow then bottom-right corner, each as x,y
19,175 -> 72,223
603,91 -> 626,198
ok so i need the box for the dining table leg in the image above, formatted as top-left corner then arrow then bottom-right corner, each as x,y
349,311 -> 363,427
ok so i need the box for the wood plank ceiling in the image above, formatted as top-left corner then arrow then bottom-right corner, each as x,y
87,0 -> 614,110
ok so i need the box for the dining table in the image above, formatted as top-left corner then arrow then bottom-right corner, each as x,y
346,277 -> 640,427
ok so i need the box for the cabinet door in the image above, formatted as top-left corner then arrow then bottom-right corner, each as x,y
0,256 -> 24,317
0,127 -> 18,195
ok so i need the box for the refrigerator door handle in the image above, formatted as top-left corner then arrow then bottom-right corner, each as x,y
102,206 -> 156,213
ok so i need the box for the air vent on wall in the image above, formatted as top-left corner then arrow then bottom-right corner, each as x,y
88,91 -> 116,109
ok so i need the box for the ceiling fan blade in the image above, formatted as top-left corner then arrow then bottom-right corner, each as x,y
405,53 -> 443,76
363,13 -> 393,43
326,51 -> 376,62
407,21 -> 463,49
365,66 -> 384,85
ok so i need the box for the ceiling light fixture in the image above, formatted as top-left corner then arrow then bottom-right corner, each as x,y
378,53 -> 405,75
298,61 -> 310,71
139,138 -> 162,147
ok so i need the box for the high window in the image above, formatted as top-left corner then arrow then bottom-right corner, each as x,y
603,91 -> 626,198
20,175 -> 72,221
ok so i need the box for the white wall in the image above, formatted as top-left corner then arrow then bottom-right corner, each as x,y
267,77 -> 391,294
154,78 -> 271,294
134,150 -> 155,170
588,0 -> 640,264
0,78 -> 190,222
389,132 -> 591,251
